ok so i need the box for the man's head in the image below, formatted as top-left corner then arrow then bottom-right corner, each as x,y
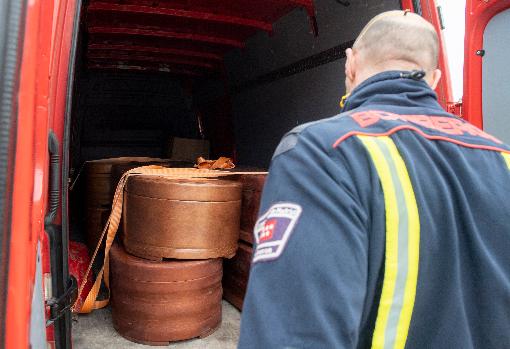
345,10 -> 442,93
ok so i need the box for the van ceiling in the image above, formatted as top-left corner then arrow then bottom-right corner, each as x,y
85,0 -> 317,76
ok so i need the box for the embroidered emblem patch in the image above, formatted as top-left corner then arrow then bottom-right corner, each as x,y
253,203 -> 302,263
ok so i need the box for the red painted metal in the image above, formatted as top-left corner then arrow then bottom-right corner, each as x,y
88,34 -> 230,56
6,0 -> 78,347
463,0 -> 510,128
87,51 -> 220,70
88,43 -> 224,61
87,12 -> 258,40
88,2 -> 274,32
6,0 -> 46,346
87,60 -> 209,75
88,26 -> 246,48
87,63 -> 205,76
418,0 -> 454,111
7,0 -> 55,345
88,0 -> 312,23
400,0 -> 415,11
44,0 -> 78,342
84,0 -> 316,72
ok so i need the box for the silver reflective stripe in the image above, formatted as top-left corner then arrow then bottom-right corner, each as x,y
358,135 -> 420,349
377,138 -> 410,349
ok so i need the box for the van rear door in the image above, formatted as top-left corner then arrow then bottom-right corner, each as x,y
3,0 -> 80,348
0,1 -> 28,348
463,0 -> 510,142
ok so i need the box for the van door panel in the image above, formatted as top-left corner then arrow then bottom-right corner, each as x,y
463,0 -> 510,127
482,8 -> 510,144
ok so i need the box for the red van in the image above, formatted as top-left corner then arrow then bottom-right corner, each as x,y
1,0 -> 509,348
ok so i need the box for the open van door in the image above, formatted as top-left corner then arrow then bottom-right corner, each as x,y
4,0 -> 80,348
0,0 -> 26,348
463,0 -> 510,142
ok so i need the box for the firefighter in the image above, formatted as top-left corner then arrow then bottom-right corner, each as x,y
238,10 -> 510,349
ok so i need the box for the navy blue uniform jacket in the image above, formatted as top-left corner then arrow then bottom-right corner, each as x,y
238,71 -> 510,349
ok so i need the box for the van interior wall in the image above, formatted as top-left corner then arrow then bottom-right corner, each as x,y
223,0 -> 400,168
73,71 -> 199,163
70,0 -> 401,170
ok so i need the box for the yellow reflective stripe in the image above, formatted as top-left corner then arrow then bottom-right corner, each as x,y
358,135 -> 420,349
358,136 -> 399,349
502,153 -> 510,170
383,137 -> 420,349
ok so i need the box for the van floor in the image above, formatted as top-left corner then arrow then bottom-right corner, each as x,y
72,301 -> 241,348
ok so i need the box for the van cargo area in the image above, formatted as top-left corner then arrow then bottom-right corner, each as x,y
68,0 -> 401,347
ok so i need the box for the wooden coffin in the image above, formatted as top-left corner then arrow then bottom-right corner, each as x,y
86,157 -> 171,208
238,173 -> 267,237
109,160 -> 194,193
109,160 -> 191,239
110,243 -> 223,345
238,230 -> 254,245
222,242 -> 253,311
85,164 -> 112,208
85,157 -> 172,251
123,177 -> 242,260
85,207 -> 110,252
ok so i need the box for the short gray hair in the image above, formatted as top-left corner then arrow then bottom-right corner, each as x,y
353,11 -> 439,71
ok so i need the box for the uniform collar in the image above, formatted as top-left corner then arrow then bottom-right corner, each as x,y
341,70 -> 445,114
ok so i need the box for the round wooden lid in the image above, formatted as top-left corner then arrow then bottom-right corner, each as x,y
125,175 -> 242,202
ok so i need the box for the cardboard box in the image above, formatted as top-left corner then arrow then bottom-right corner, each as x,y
168,137 -> 210,163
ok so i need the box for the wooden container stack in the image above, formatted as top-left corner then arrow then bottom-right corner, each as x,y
222,172 -> 267,310
109,160 -> 193,239
85,158 -> 120,252
110,175 -> 243,345
122,177 -> 242,260
85,161 -> 267,344
110,243 -> 223,345
84,157 -> 177,251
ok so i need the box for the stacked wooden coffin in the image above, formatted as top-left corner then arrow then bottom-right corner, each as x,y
222,172 -> 267,310
84,157 -> 176,252
110,175 -> 243,345
85,160 -> 267,344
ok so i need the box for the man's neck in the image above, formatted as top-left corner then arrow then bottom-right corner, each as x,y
354,61 -> 427,90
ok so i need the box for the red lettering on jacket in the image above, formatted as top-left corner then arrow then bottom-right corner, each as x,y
350,111 -> 502,144
405,115 -> 434,129
351,112 -> 380,127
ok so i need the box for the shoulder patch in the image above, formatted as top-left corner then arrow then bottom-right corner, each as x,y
253,203 -> 302,263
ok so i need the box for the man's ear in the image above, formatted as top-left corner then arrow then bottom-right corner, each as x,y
345,48 -> 356,82
345,48 -> 356,93
428,69 -> 442,90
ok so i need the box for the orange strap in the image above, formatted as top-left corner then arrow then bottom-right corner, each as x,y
73,166 -> 266,313
196,156 -> 235,170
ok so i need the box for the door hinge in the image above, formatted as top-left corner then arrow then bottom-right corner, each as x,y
45,276 -> 78,327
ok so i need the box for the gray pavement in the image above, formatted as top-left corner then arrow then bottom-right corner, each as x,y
72,301 -> 241,348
